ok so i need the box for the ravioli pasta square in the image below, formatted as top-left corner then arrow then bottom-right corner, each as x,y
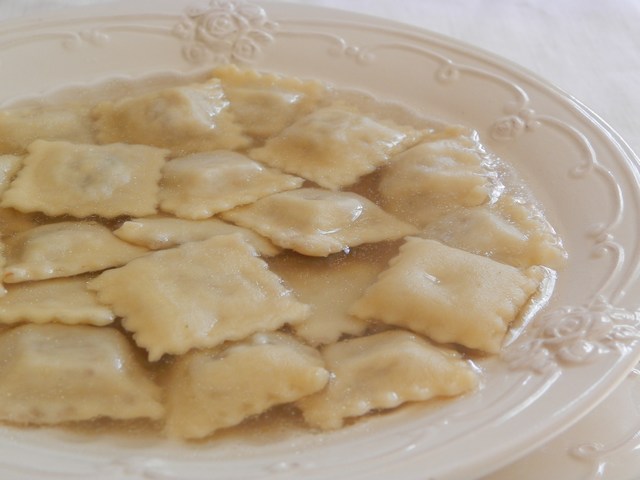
88,234 -> 310,361
222,188 -> 418,257
92,78 -> 250,154
1,140 -> 168,218
423,207 -> 528,265
349,237 -> 543,353
0,323 -> 164,425
0,155 -> 22,195
298,330 -> 478,430
493,196 -> 567,269
249,106 -> 421,189
0,276 -> 114,326
0,106 -> 93,155
268,251 -> 382,345
212,64 -> 326,139
422,197 -> 567,270
3,221 -> 148,284
0,242 -> 6,298
159,150 -> 304,219
0,156 -> 26,270
165,332 -> 329,439
114,215 -> 280,256
379,136 -> 494,226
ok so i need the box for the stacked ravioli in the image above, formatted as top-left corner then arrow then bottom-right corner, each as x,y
0,65 -> 566,439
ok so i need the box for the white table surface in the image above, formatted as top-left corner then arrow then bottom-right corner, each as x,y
1,1 -> 639,479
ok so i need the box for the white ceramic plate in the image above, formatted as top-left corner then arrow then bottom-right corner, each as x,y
1,1 -> 640,479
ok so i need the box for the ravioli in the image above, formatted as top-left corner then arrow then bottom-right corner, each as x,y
423,206 -> 528,264
159,150 -> 304,219
0,323 -> 164,424
422,197 -> 567,269
3,221 -> 148,283
212,64 -> 326,138
493,196 -> 567,269
268,250 -> 384,345
349,237 -> 543,353
249,106 -> 421,189
222,188 -> 418,257
0,106 -> 93,155
88,234 -> 310,361
1,140 -> 168,218
0,276 -> 114,326
165,332 -> 329,439
92,78 -> 250,154
0,67 -> 566,440
0,155 -> 22,195
113,215 -> 280,256
379,136 -> 494,226
298,330 -> 478,430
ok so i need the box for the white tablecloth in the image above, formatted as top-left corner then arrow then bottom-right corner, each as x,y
0,1 -> 639,479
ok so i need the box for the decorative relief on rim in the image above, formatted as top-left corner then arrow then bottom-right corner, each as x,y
502,298 -> 640,373
172,0 -> 277,64
61,29 -> 111,50
0,0 -> 277,67
490,109 -> 539,141
0,27 -> 113,56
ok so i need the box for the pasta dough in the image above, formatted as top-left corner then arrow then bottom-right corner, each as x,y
165,332 -> 329,439
250,106 -> 421,189
92,78 -> 250,154
212,64 -> 325,138
0,106 -> 93,155
159,150 -> 304,219
491,195 -> 567,269
0,276 -> 114,326
298,330 -> 478,430
113,215 -> 280,256
0,155 -> 22,195
268,250 -> 384,345
422,197 -> 567,269
3,221 -> 148,283
379,136 -> 494,226
88,234 -> 310,361
349,237 -> 543,353
0,323 -> 164,424
222,188 -> 418,257
1,140 -> 168,218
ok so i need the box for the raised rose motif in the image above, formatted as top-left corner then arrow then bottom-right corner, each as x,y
490,108 -> 541,141
200,12 -> 238,39
491,114 -> 527,141
173,0 -> 277,64
503,297 -> 640,372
